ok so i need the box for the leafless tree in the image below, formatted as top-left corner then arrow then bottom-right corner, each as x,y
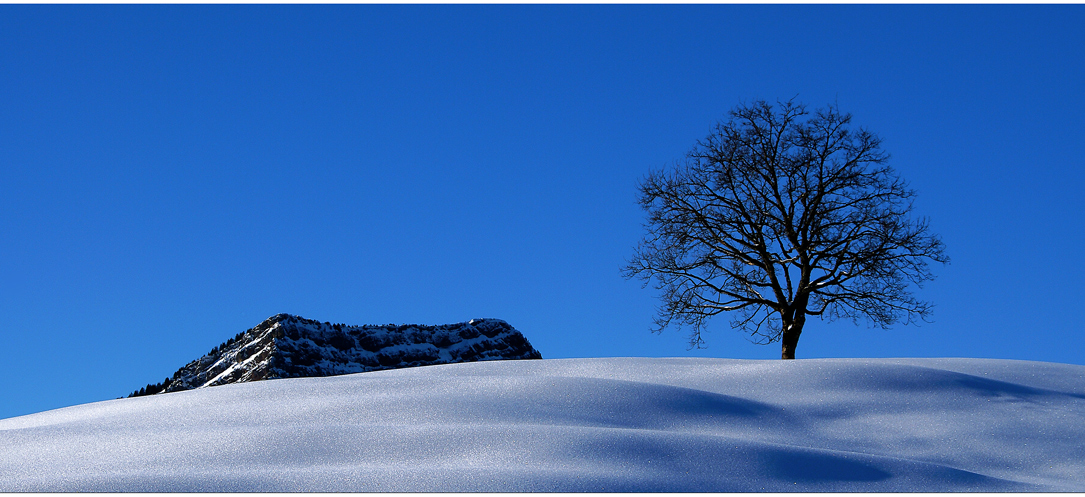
624,100 -> 948,359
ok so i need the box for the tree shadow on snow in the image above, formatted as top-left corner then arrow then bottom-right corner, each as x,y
760,450 -> 891,483
501,377 -> 791,431
824,363 -> 1085,403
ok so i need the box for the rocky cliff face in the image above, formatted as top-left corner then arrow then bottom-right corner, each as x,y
129,314 -> 541,397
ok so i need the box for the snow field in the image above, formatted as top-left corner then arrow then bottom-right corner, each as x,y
1,357 -> 1083,491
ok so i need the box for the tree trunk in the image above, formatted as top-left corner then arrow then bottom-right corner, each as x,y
780,313 -> 806,360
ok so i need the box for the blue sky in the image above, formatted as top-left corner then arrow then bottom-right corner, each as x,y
2,5 -> 1083,420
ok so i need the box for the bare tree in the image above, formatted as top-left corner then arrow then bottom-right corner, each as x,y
624,100 -> 948,359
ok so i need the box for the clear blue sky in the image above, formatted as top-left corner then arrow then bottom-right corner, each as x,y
2,5 -> 1083,420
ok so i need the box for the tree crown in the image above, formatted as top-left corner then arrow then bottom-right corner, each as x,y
624,100 -> 948,349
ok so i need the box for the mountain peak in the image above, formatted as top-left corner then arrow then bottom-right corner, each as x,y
129,314 -> 541,397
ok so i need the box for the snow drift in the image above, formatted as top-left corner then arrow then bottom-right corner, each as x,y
2,357 -> 1084,491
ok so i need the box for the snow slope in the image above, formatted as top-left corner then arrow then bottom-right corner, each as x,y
3,357 -> 1084,492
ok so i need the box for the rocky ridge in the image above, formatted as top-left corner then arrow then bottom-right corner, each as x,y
129,314 -> 541,397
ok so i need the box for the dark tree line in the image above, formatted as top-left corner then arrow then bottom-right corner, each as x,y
127,329 -> 249,398
128,377 -> 172,398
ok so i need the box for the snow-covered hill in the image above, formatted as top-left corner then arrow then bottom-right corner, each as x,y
4,357 -> 1085,491
130,314 -> 541,396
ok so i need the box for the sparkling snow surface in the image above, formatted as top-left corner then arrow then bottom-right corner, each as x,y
2,357 -> 1084,492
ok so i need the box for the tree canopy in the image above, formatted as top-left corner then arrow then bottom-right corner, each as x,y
624,100 -> 948,359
